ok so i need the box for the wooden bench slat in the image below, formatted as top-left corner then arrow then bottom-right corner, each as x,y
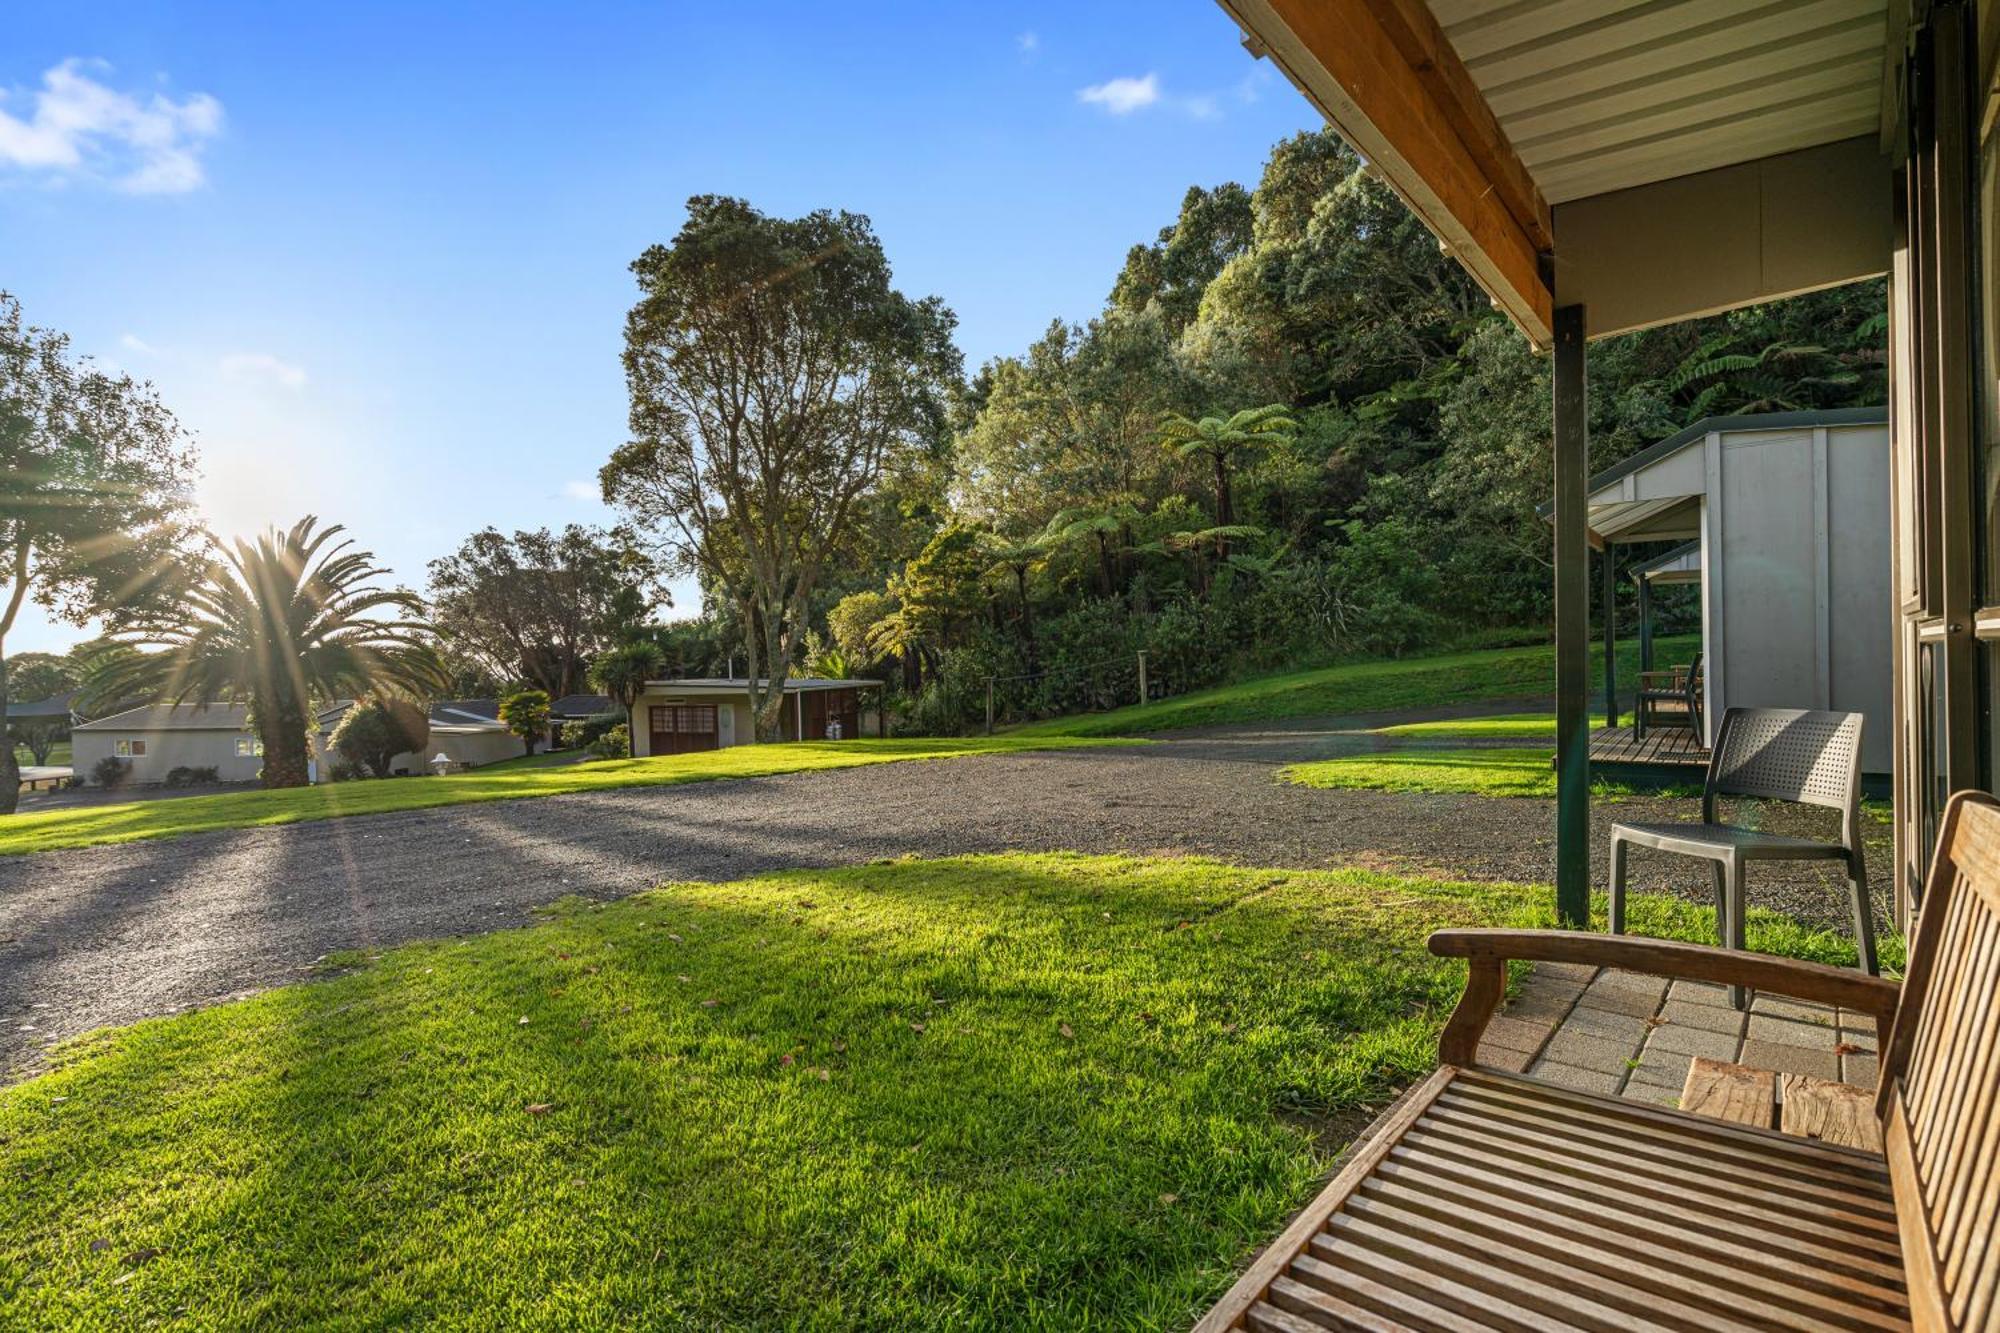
1287,1253 -> 1485,1333
1453,1068 -> 1892,1182
1433,1085 -> 1900,1220
1400,1122 -> 1909,1278
1266,1272 -> 1420,1332
1372,1154 -> 1911,1328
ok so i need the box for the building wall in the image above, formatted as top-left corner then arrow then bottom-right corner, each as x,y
72,729 -> 265,786
1704,422 -> 1894,771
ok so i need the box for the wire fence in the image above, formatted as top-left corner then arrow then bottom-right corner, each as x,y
979,651 -> 1170,732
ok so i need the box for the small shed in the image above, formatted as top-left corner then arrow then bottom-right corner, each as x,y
628,677 -> 883,756
1579,407 -> 1892,772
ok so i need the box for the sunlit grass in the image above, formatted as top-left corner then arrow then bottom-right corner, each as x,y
0,851 -> 1880,1329
1285,747 -> 1562,797
1376,712 -> 1607,739
0,736 -> 1133,858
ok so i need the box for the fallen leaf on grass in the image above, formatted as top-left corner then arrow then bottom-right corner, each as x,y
817,1068 -> 832,1082
89,1238 -> 109,1254
1059,1023 -> 1075,1040
1158,1193 -> 1179,1206
909,1021 -> 926,1034
780,1054 -> 795,1067
525,1103 -> 552,1115
832,1039 -> 847,1053
700,999 -> 719,1008
517,1016 -> 531,1026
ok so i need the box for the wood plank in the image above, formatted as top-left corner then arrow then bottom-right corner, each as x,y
1781,1073 -> 1885,1153
1429,930 -> 1902,1015
1223,0 -> 1553,343
1682,1056 -> 1777,1129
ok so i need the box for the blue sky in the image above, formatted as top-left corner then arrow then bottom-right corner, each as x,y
3,2 -> 1318,655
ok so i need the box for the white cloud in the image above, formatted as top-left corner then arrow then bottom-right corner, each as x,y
1016,31 -> 1039,55
0,59 -> 222,193
119,332 -> 159,355
220,352 -> 307,389
562,479 -> 599,502
1078,73 -> 1160,115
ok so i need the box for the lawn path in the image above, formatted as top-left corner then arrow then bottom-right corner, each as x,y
0,700 -> 1866,1078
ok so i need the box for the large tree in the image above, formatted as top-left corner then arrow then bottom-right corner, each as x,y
605,196 -> 959,740
97,518 -> 444,787
0,293 -> 196,812
426,524 -> 661,699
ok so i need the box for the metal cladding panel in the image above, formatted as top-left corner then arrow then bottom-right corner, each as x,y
1431,0 -> 1888,204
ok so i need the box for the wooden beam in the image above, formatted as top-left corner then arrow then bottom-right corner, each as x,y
1221,0 -> 1554,345
1358,0 -> 1552,252
1553,304 -> 1589,928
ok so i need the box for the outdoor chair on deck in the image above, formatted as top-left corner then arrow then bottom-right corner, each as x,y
1633,651 -> 1702,742
1608,707 -> 1875,1007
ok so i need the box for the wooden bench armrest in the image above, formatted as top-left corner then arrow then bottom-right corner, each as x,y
1427,929 -> 1899,1065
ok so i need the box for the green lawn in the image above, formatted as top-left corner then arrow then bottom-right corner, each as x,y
1014,635 -> 1697,738
1286,746 -> 1564,797
1376,711 -> 1605,739
0,852 -> 1879,1330
0,736 -> 1131,859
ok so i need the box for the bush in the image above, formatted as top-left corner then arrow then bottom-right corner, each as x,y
91,755 -> 131,789
162,765 -> 220,787
329,697 -> 430,778
569,711 -> 625,747
325,759 -> 366,783
500,689 -> 552,756
587,724 -> 629,759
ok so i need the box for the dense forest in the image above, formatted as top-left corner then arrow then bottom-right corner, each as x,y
687,128 -> 1879,733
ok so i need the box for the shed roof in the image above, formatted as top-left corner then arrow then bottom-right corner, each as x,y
74,703 -> 254,733
1630,540 -> 1701,585
549,693 -> 614,716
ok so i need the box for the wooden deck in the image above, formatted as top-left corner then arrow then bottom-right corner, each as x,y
1588,722 -> 1708,770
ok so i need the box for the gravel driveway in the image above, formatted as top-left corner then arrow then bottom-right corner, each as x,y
0,711 -> 1884,1078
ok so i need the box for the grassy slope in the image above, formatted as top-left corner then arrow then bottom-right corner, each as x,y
0,853 -> 1880,1330
1014,635 -> 1698,738
0,737 -> 1128,858
1376,712 -> 1604,739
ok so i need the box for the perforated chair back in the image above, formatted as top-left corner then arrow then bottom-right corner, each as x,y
1705,707 -> 1864,812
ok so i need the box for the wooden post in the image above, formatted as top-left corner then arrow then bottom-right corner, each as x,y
985,678 -> 995,735
1553,303 -> 1591,929
1601,544 -> 1619,729
794,690 -> 804,742
1137,652 -> 1148,706
1638,575 -> 1654,675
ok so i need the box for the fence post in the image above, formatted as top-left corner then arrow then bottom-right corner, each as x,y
1137,651 -> 1148,706
985,678 -> 995,735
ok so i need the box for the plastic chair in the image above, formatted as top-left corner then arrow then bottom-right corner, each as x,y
1608,707 -> 1874,1008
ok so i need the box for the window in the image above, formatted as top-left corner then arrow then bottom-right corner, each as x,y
115,739 -> 145,757
235,736 -> 262,757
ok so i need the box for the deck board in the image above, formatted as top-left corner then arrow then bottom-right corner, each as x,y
1589,724 -> 1709,769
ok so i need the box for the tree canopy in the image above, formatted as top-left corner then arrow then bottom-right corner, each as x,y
605,196 -> 960,740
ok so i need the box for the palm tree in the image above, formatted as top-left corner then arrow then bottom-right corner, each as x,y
980,533 -> 1047,673
95,517 -> 443,788
1156,404 -> 1298,558
589,639 -> 666,747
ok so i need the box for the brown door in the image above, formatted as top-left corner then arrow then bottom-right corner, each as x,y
648,704 -> 719,755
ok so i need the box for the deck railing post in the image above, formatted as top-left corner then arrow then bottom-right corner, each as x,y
986,678 -> 995,735
1638,576 -> 1653,675
1137,651 -> 1148,706
1554,304 -> 1591,929
1602,545 -> 1619,729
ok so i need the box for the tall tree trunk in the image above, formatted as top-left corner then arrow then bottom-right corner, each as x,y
258,699 -> 312,788
0,649 -> 17,815
1213,450 -> 1234,561
1014,566 -> 1039,676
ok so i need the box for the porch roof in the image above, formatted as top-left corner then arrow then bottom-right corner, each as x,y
1216,0 -> 1902,344
1630,540 -> 1701,586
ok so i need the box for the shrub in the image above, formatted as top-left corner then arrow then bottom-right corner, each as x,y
330,697 -> 430,778
91,755 -> 131,789
587,723 -> 629,759
573,711 -> 625,746
325,759 -> 367,782
162,765 -> 220,787
500,689 -> 552,756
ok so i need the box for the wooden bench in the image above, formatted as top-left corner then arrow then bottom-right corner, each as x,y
1195,790 -> 2000,1332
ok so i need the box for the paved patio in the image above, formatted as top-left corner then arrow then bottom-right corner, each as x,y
1476,961 -> 1880,1107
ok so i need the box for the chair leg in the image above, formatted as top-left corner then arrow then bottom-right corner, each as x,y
1848,859 -> 1879,978
1708,860 -> 1728,949
1727,858 -> 1750,1011
1609,836 -> 1629,935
